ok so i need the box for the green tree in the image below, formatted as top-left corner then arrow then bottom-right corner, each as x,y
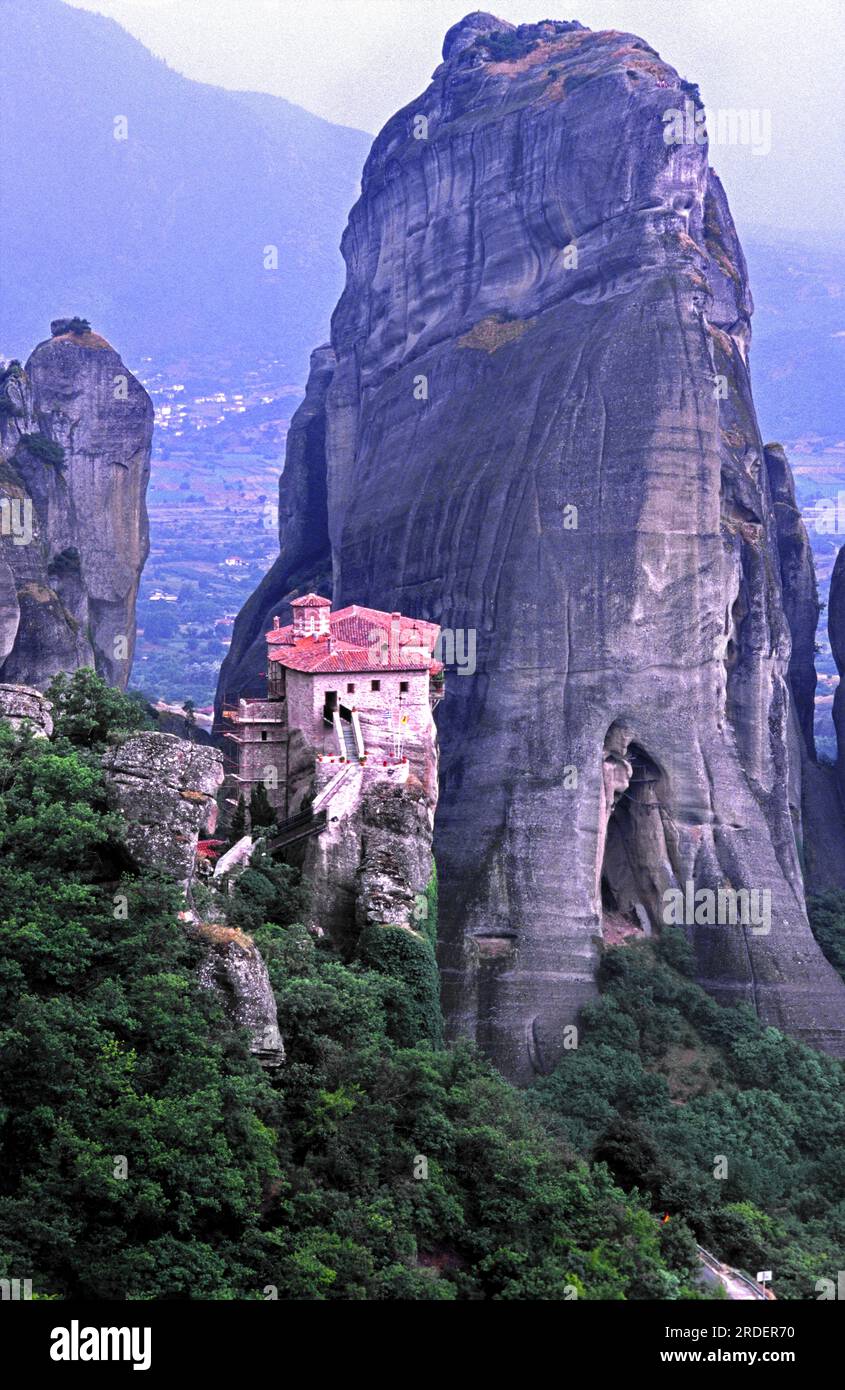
248,781 -> 275,830
0,727 -> 280,1298
532,931 -> 845,1298
226,849 -> 308,936
228,793 -> 247,845
0,711 -> 717,1302
182,699 -> 196,741
47,669 -> 153,749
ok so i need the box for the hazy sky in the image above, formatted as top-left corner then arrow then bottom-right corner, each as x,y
67,0 -> 844,238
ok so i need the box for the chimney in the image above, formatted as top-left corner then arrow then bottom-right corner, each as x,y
390,612 -> 401,664
273,616 -> 280,630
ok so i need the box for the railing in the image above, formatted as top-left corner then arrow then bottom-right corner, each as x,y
311,764 -> 354,814
266,808 -> 327,852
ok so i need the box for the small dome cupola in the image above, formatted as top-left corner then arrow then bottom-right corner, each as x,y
291,592 -> 331,640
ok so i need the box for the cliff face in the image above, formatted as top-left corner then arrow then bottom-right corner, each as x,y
0,323 -> 151,690
828,548 -> 845,801
764,443 -> 819,757
299,762 -> 436,948
223,14 -> 845,1078
763,443 -> 845,895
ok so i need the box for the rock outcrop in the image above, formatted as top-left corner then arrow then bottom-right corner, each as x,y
223,14 -> 845,1078
0,682 -> 53,737
100,730 -> 283,1062
828,547 -> 845,803
102,732 -> 224,885
765,443 -> 819,756
291,758 -> 436,949
355,779 -> 435,932
194,925 -> 285,1068
0,321 -> 151,690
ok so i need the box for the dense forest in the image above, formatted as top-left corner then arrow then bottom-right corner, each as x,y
1,676 -> 843,1299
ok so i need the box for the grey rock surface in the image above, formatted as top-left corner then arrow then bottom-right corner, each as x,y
765,443 -> 819,755
0,682 -> 53,737
0,326 -> 151,690
195,927 -> 285,1067
800,756 -> 845,895
299,765 -> 436,949
223,15 -> 845,1078
828,545 -> 845,805
102,732 -> 223,885
355,779 -> 435,932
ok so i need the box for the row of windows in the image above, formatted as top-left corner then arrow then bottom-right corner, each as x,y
344,680 -> 409,694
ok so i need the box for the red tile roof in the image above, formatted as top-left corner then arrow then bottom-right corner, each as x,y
265,601 -> 441,675
196,839 -> 225,860
290,593 -> 331,607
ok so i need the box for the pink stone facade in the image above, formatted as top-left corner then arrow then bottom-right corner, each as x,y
225,596 -> 443,817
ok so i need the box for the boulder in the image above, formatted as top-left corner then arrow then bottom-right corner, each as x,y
0,682 -> 53,737
193,923 -> 284,1068
102,732 -> 223,884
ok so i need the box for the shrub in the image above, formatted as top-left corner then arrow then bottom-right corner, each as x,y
17,432 -> 65,468
225,847 -> 309,936
355,923 -> 443,1047
46,668 -> 154,749
477,31 -> 538,62
808,891 -> 845,982
0,360 -> 24,416
51,317 -> 91,337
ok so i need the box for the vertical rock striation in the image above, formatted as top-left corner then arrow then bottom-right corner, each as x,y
0,322 -> 151,690
765,443 -> 818,756
223,14 -> 845,1078
828,547 -> 845,803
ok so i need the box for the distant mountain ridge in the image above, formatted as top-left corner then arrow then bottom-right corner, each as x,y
0,0 -> 370,376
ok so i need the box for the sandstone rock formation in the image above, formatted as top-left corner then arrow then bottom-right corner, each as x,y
194,925 -> 285,1068
765,443 -> 819,756
102,732 -> 224,885
223,14 -> 845,1078
0,322 -> 151,690
0,682 -> 53,737
828,547 -> 845,802
355,779 -> 435,933
287,758 -> 436,950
